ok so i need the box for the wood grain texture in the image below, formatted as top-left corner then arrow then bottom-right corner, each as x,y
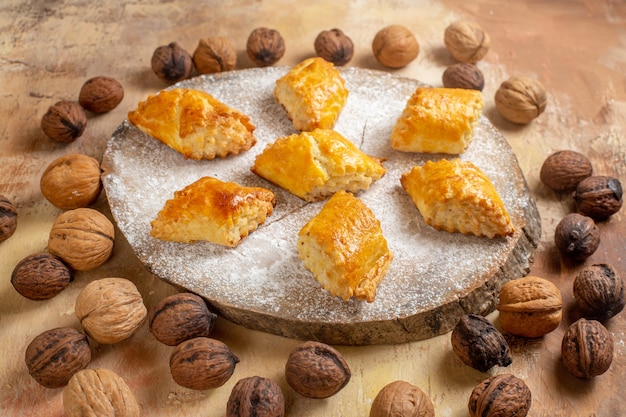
1,1 -> 625,416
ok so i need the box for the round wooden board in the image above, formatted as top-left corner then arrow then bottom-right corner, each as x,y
101,67 -> 541,345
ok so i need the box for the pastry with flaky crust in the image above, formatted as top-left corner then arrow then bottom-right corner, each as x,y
391,87 -> 484,154
128,88 -> 256,160
251,129 -> 386,202
297,191 -> 393,303
274,57 -> 349,131
400,158 -> 514,238
150,176 -> 275,247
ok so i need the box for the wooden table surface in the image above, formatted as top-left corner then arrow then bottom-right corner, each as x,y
1,1 -> 625,416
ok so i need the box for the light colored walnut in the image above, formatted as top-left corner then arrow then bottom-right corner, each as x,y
40,154 -> 102,210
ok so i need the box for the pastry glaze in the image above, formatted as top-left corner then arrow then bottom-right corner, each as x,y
251,128 -> 386,201
150,176 -> 275,247
297,190 -> 393,303
128,88 -> 256,160
400,158 -> 514,238
274,57 -> 349,131
391,87 -> 484,154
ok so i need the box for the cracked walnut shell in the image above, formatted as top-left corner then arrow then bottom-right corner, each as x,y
40,154 -> 102,210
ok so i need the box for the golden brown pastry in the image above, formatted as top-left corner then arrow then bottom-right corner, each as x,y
251,129 -> 386,202
400,158 -> 514,238
297,190 -> 393,303
391,87 -> 484,154
128,88 -> 256,160
150,176 -> 275,247
274,57 -> 349,131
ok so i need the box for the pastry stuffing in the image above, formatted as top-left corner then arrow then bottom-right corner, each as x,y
128,88 -> 256,160
251,128 -> 386,202
400,158 -> 514,238
150,176 -> 275,247
297,190 -> 393,302
391,87 -> 484,154
274,57 -> 349,131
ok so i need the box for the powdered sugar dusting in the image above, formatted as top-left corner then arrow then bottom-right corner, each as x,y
102,67 -> 531,329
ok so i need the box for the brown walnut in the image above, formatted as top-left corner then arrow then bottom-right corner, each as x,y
246,27 -> 286,67
451,314 -> 512,372
11,252 -> 72,300
369,380 -> 435,417
47,208 -> 115,271
554,213 -> 600,261
468,374 -> 532,417
315,28 -> 354,66
444,20 -> 490,63
497,276 -> 562,338
75,277 -> 147,344
193,36 -> 237,74
227,376 -> 285,417
495,76 -> 547,124
442,63 -> 484,91
25,327 -> 91,388
561,318 -> 614,379
41,100 -> 87,143
151,42 -> 193,84
372,25 -> 419,69
63,368 -> 140,417
574,263 -> 625,321
574,175 -> 623,220
78,76 -> 124,113
0,195 -> 18,243
169,337 -> 239,390
40,153 -> 102,210
540,150 -> 593,193
149,292 -> 217,346
285,340 -> 351,398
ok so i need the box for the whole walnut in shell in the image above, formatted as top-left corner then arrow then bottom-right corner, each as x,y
246,27 -> 286,67
554,213 -> 600,261
495,76 -> 547,124
444,20 -> 490,63
442,63 -> 484,91
63,368 -> 140,417
573,263 -> 625,321
41,100 -> 87,144
40,154 -> 102,210
47,208 -> 114,271
372,25 -> 419,68
561,318 -> 614,379
75,277 -> 147,344
370,380 -> 435,417
11,252 -> 72,300
540,150 -> 593,193
468,374 -> 532,417
451,314 -> 512,372
151,42 -> 193,84
0,195 -> 18,243
574,175 -> 623,220
193,36 -> 237,74
315,28 -> 354,66
78,76 -> 124,113
227,376 -> 285,417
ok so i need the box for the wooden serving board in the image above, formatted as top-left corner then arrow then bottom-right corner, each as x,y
101,67 -> 541,345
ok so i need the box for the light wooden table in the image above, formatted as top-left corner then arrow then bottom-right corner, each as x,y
1,1 -> 625,416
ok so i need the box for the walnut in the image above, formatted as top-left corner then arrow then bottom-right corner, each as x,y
41,100 -> 87,143
0,195 -> 18,243
574,176 -> 623,220
285,341 -> 351,398
151,42 -> 193,84
369,380 -> 435,417
468,374 -> 532,417
24,327 -> 91,388
169,337 -> 239,390
78,76 -> 124,113
451,314 -> 512,372
554,213 -> 600,261
47,208 -> 115,271
149,292 -> 217,346
40,154 -> 102,210
11,253 -> 72,300
444,20 -> 490,63
561,318 -> 614,379
227,376 -> 285,417
497,276 -> 563,338
573,263 -> 625,321
193,36 -> 237,74
495,76 -> 547,124
315,28 -> 354,66
372,25 -> 420,69
63,368 -> 140,417
540,150 -> 593,193
246,27 -> 286,67
442,63 -> 484,91
75,277 -> 147,344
